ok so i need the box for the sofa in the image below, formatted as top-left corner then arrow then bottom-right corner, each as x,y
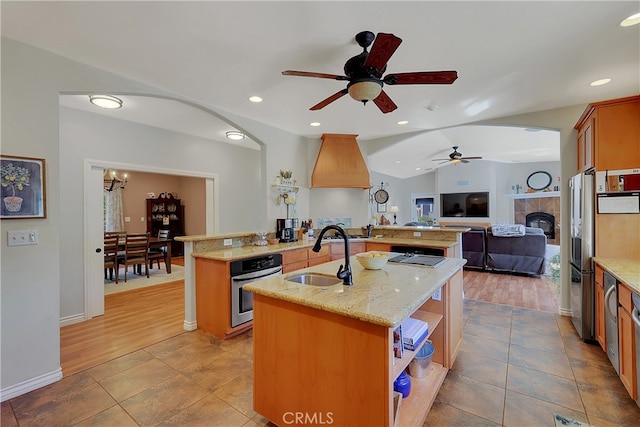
486,226 -> 547,276
445,224 -> 547,276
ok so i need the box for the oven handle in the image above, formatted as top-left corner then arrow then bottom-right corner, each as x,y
231,266 -> 283,282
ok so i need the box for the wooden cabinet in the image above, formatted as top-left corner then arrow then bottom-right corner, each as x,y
146,196 -> 185,256
595,264 -> 606,350
577,113 -> 594,172
574,95 -> 640,173
330,241 -> 365,260
282,246 -> 330,273
618,283 -> 637,399
251,268 -> 463,426
366,242 -> 392,252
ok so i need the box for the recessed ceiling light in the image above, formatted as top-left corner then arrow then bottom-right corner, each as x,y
397,120 -> 409,125
310,122 -> 321,127
621,12 -> 640,27
89,95 -> 122,109
590,78 -> 612,87
415,167 -> 421,171
225,131 -> 245,140
395,160 -> 401,164
248,96 -> 263,103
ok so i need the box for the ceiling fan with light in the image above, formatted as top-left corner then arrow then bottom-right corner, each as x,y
282,31 -> 458,113
432,146 -> 483,164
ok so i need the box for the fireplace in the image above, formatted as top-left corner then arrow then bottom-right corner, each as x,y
526,212 -> 555,240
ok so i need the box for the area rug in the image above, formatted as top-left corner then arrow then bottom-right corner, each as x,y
104,264 -> 184,295
554,414 -> 591,426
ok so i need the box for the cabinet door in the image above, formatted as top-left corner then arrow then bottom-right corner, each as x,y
595,283 -> 606,350
595,100 -> 640,170
577,115 -> 594,173
366,242 -> 391,252
618,306 -> 636,399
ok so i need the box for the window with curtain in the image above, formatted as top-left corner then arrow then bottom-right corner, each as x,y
104,187 -> 125,232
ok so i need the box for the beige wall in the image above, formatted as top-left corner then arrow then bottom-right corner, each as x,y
120,171 -> 206,235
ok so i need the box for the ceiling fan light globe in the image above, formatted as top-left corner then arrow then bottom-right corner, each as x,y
348,80 -> 382,103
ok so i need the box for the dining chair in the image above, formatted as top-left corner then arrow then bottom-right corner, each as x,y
148,229 -> 170,270
122,232 -> 150,282
103,235 -> 120,283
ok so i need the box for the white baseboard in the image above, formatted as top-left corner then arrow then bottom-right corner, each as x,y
183,320 -> 197,331
1,367 -> 62,402
60,313 -> 86,327
559,307 -> 572,317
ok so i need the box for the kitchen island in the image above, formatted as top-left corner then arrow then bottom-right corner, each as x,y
245,254 -> 466,426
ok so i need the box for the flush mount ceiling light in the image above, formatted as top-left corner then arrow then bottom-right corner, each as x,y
590,78 -> 612,87
621,12 -> 640,27
397,120 -> 409,125
89,94 -> 123,109
248,96 -> 263,103
225,131 -> 245,140
347,80 -> 382,104
310,122 -> 321,127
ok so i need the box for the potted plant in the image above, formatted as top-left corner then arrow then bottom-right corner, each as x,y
279,169 -> 293,185
1,162 -> 30,212
418,215 -> 435,226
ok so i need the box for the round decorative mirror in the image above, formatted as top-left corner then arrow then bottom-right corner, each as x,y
526,171 -> 552,191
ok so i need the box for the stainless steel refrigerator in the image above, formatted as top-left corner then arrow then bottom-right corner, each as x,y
569,171 -> 595,342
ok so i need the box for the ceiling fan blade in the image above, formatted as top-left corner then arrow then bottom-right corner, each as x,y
363,33 -> 402,75
310,89 -> 348,111
282,70 -> 349,81
373,90 -> 398,114
461,156 -> 483,160
432,158 -> 450,161
384,71 -> 458,85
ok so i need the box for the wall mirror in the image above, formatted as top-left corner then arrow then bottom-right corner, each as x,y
527,171 -> 552,191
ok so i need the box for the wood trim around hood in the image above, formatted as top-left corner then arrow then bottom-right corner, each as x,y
311,133 -> 371,189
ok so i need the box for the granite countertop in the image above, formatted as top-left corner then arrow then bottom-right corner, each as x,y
244,255 -> 466,328
593,258 -> 640,294
191,237 -> 459,261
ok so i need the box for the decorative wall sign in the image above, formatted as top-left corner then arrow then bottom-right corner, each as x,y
1,155 -> 46,219
377,203 -> 387,213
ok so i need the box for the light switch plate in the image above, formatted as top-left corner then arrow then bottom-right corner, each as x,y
413,232 -> 421,237
124,216 -> 131,222
223,238 -> 233,246
8,230 -> 38,246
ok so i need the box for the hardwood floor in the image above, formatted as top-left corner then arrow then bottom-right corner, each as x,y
60,256 -> 186,376
463,268 -> 559,312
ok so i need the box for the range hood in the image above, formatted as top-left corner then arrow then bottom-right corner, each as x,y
311,133 -> 371,189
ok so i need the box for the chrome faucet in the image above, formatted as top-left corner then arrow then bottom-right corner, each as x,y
313,225 -> 353,286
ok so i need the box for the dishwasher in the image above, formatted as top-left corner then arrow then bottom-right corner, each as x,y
632,292 -> 640,408
604,271 -> 619,374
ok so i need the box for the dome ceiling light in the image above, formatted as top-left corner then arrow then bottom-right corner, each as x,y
225,131 -> 245,140
89,94 -> 123,109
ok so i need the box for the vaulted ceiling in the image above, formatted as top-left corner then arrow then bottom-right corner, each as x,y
3,1 -> 638,178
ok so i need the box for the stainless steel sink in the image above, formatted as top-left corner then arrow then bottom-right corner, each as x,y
285,273 -> 342,286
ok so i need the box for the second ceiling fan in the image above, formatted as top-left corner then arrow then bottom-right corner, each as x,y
433,146 -> 483,164
282,31 -> 458,113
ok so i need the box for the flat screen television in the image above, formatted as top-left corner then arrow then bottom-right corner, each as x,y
440,192 -> 489,218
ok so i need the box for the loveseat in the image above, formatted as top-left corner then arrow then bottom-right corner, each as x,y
486,226 -> 547,276
444,224 -> 547,276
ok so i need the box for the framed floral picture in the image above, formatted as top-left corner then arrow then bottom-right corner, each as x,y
1,155 -> 46,219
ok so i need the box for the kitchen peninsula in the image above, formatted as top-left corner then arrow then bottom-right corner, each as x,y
245,255 -> 465,426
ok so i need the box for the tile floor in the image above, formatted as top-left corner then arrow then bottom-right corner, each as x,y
3,300 -> 640,426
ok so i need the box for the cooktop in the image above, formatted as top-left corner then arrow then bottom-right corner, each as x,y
388,253 -> 448,268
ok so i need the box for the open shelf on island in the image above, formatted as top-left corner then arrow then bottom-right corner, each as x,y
396,362 -> 448,426
392,310 -> 443,379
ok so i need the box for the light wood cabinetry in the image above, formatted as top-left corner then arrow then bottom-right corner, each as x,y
574,95 -> 640,173
366,242 -> 392,252
330,241 -> 365,260
252,268 -> 463,426
282,246 -> 330,273
618,283 -> 637,399
595,264 -> 606,350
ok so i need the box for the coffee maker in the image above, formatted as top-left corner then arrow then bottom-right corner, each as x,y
277,218 -> 297,243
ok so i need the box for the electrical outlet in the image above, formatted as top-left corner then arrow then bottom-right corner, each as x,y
8,230 -> 38,246
141,217 -> 145,222
223,238 -> 233,246
124,216 -> 131,222
413,232 -> 421,237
